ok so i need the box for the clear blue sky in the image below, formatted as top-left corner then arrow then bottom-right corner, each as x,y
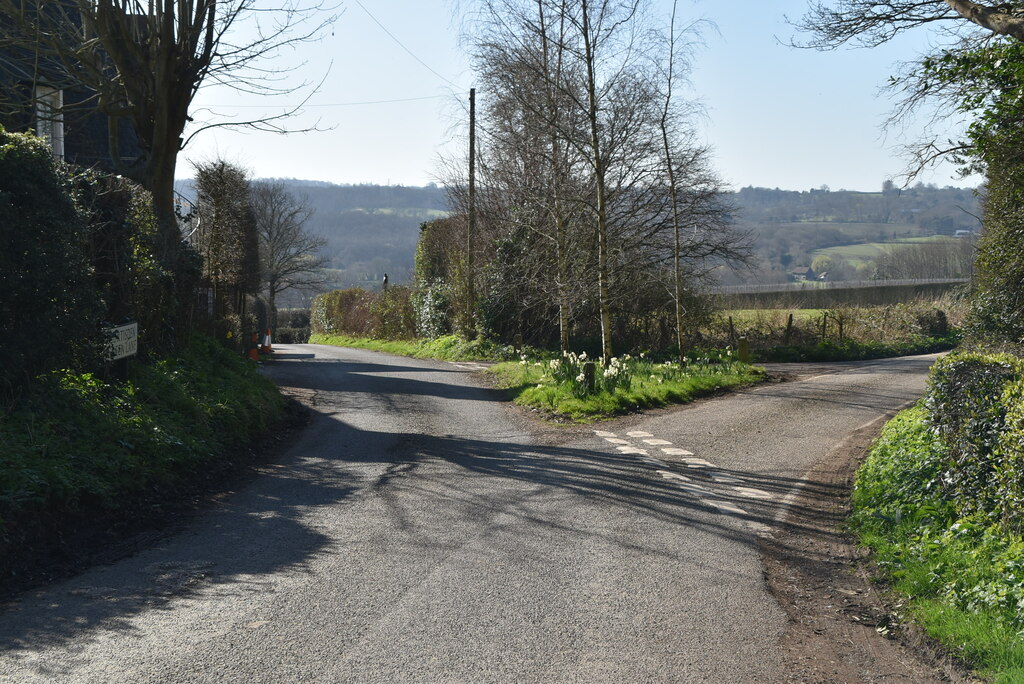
181,0 -> 979,192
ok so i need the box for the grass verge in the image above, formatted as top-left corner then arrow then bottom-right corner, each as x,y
490,355 -> 765,421
308,333 -> 520,361
0,334 -> 286,570
756,334 -> 958,362
851,404 -> 1024,682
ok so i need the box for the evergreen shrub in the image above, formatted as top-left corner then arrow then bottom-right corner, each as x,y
926,352 -> 1024,526
0,127 -> 103,395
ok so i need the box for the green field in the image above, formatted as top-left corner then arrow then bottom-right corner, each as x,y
811,235 -> 957,268
723,309 -> 824,322
348,207 -> 449,218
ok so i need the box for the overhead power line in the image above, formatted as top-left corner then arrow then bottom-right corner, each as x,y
202,94 -> 450,108
352,0 -> 461,89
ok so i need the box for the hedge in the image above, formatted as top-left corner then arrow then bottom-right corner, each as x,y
926,352 -> 1024,531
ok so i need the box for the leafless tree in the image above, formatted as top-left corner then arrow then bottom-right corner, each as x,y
798,1 -> 1024,48
250,180 -> 327,329
451,0 -> 747,353
0,0 -> 335,261
795,1 -> 1024,178
872,237 -> 977,278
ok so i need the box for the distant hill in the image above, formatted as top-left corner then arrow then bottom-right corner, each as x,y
175,179 -> 449,299
173,177 -> 982,300
725,184 -> 981,284
289,183 -> 447,289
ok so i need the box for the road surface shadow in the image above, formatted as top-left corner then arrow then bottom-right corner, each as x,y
0,404 -> 842,657
0,353 -> 933,661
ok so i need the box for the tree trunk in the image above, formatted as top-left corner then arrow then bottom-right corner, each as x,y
268,288 -> 278,331
539,0 -> 571,356
556,212 -> 571,354
662,111 -> 686,363
581,0 -> 614,364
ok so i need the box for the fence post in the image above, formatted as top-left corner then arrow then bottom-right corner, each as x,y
583,361 -> 596,393
784,313 -> 794,345
737,336 -> 751,363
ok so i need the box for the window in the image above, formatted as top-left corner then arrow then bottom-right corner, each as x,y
34,86 -> 64,160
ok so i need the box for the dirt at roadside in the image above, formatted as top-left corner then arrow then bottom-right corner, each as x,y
760,414 -> 978,683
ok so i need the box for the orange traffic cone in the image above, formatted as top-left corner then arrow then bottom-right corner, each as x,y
247,332 -> 260,361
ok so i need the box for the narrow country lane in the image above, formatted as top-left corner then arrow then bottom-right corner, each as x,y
0,345 -> 937,683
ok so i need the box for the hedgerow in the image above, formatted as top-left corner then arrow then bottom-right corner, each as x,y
0,335 -> 284,552
851,352 -> 1024,679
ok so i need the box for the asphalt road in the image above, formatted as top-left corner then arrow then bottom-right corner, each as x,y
0,345 -> 937,683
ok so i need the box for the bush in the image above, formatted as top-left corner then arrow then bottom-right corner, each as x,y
0,334 -> 284,542
851,404 -> 1024,677
920,351 -> 1024,531
72,170 -> 183,353
311,287 -> 416,340
275,327 -> 310,344
968,160 -> 1024,347
0,127 -> 104,396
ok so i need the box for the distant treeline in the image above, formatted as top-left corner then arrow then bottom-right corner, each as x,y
728,183 -> 981,284
178,180 -> 983,298
733,183 -> 979,229
718,280 -> 968,310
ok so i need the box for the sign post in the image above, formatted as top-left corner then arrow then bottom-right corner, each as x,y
105,322 -> 138,380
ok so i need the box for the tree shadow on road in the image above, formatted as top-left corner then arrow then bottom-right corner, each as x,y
0,356 -> 878,664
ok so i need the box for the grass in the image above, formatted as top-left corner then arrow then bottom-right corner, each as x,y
850,404 -> 1024,682
754,335 -> 958,362
307,333 -> 520,361
811,235 -> 959,268
0,334 -> 285,546
309,334 -> 766,421
724,309 -> 824,323
489,354 -> 765,422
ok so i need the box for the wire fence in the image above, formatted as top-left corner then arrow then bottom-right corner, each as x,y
711,278 -> 970,295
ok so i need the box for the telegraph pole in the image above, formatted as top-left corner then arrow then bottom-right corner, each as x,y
466,87 -> 477,334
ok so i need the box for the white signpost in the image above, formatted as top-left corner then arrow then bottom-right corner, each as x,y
106,322 -> 138,361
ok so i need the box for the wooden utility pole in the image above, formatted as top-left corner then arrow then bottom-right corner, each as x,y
465,87 -> 477,335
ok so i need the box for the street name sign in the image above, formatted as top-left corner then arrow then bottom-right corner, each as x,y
106,322 -> 138,361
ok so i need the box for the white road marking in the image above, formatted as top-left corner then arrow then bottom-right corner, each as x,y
677,482 -> 713,496
656,470 -> 691,482
734,487 -> 773,500
746,521 -> 774,536
709,473 -> 742,484
657,471 -> 711,495
707,500 -> 747,515
642,439 -> 673,446
626,431 -> 653,438
616,446 -> 649,455
661,447 -> 694,456
639,457 -> 668,467
682,458 -> 715,468
594,431 -> 617,438
605,438 -> 630,445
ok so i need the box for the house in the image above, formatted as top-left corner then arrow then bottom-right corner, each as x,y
0,17 -> 139,171
790,266 -> 816,281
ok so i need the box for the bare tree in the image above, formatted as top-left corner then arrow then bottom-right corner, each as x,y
452,0 -> 747,353
794,2 -> 1024,178
0,0 -> 335,261
873,237 -> 977,278
798,2 -> 1024,47
250,181 -> 327,329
